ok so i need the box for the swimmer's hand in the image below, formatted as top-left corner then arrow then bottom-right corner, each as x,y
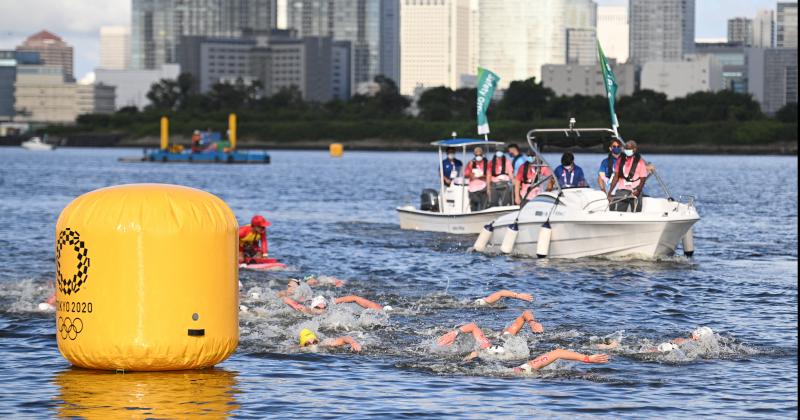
594,340 -> 619,350
345,337 -> 362,353
437,330 -> 458,346
463,351 -> 478,362
529,320 -> 544,333
515,293 -> 534,302
585,354 -> 609,364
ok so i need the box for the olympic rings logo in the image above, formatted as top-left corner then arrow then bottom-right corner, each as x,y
56,228 -> 90,295
58,316 -> 84,340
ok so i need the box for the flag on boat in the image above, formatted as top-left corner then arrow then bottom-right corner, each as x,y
476,67 -> 500,136
597,41 -> 619,135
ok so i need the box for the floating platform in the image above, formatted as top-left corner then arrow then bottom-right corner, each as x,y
120,149 -> 271,164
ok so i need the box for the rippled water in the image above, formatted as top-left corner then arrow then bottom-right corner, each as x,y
0,148 -> 796,418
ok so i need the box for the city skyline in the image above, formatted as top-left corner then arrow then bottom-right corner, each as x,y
0,0 -> 791,81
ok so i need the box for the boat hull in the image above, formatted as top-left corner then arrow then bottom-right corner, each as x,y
397,206 -> 518,234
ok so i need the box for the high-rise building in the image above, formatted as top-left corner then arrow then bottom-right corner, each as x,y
695,42 -> 748,93
286,0 -> 399,90
177,36 -> 257,92
597,5 -> 629,63
131,0 -> 277,69
727,18 -> 753,46
400,0 -> 470,95
640,54 -> 722,99
477,0 -> 596,86
15,30 -> 74,81
541,60 -> 636,97
629,0 -> 695,65
747,48 -> 797,114
14,65 -> 115,123
752,9 -> 775,48
777,2 -> 798,48
100,26 -> 131,70
567,28 -> 597,65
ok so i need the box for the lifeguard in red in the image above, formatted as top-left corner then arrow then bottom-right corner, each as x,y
239,215 -> 270,262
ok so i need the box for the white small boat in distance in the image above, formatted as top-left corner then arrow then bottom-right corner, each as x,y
21,137 -> 55,151
397,138 -> 519,234
474,125 -> 700,259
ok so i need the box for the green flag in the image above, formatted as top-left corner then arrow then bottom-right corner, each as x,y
476,67 -> 500,136
597,41 -> 619,134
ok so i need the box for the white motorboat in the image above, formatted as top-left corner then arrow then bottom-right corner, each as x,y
474,126 -> 700,259
397,138 -> 519,234
21,136 -> 55,151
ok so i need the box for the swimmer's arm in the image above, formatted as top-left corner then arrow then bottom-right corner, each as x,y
334,295 -> 382,310
322,336 -> 362,352
482,290 -> 534,304
459,323 -> 490,349
305,277 -> 319,286
282,297 -> 309,313
504,310 -> 544,335
525,349 -> 609,370
670,337 -> 689,345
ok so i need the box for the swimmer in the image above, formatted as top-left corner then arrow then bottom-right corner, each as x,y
596,326 -> 715,353
514,350 -> 609,374
436,310 -> 544,361
283,294 -> 387,315
38,292 -> 56,312
298,328 -> 362,353
304,275 -> 346,288
474,290 -> 534,306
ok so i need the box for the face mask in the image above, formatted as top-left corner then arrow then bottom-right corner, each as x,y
495,151 -> 504,158
447,153 -> 455,160
475,156 -> 483,161
611,147 -> 622,155
526,156 -> 534,163
624,149 -> 634,157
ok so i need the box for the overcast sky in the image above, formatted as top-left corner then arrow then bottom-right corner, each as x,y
0,0 -> 789,80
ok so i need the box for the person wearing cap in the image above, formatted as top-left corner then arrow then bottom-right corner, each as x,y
238,215 -> 270,263
473,289 -> 534,306
607,140 -> 649,212
553,152 -> 587,189
593,326 -> 715,353
435,311 -> 546,362
441,147 -> 463,187
464,146 -> 489,211
282,294 -> 386,315
514,154 -> 554,205
486,147 -> 515,207
598,138 -> 623,194
298,328 -> 362,353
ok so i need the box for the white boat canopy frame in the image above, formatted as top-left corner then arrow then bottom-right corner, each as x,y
431,138 -> 506,214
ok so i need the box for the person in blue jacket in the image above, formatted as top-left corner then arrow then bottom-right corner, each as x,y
553,152 -> 587,188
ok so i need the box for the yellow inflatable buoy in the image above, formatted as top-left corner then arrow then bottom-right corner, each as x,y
329,143 -> 344,157
54,184 -> 239,371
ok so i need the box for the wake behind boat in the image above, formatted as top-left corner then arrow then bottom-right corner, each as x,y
474,126 -> 700,259
397,138 -> 518,234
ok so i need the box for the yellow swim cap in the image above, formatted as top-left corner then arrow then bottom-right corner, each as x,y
299,329 -> 318,347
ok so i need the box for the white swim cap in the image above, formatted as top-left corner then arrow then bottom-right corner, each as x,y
250,292 -> 260,299
657,342 -> 677,352
382,305 -> 393,312
310,295 -> 328,309
692,326 -> 713,340
474,298 -> 488,306
38,302 -> 54,312
239,305 -> 249,313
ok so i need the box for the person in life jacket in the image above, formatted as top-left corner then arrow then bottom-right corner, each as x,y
239,214 -> 270,263
464,146 -> 490,211
553,152 -> 587,188
190,130 -> 202,153
607,140 -> 649,212
441,147 -> 463,187
514,154 -> 554,205
487,147 -> 515,207
598,138 -> 623,194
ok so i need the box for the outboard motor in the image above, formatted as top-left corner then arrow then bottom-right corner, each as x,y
420,189 -> 439,212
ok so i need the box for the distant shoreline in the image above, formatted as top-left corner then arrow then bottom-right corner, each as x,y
116,136 -> 798,155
